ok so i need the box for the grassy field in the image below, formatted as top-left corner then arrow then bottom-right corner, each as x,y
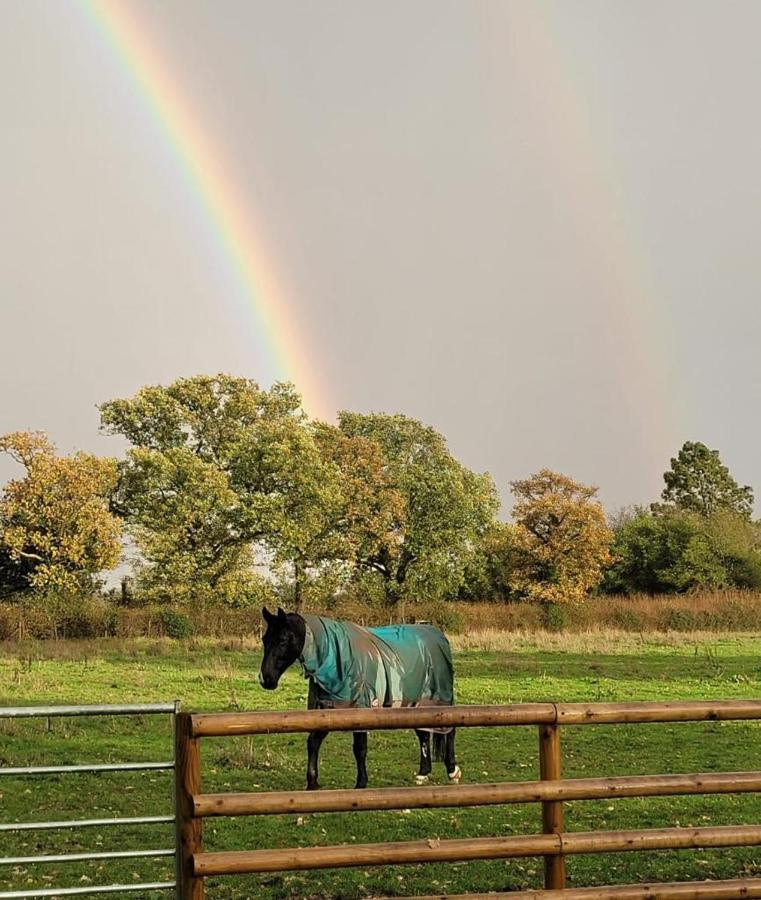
2,632 -> 761,898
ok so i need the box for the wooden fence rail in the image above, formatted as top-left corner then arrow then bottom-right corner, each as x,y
175,700 -> 761,899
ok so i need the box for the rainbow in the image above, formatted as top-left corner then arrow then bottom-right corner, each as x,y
80,0 -> 681,469
493,3 -> 682,470
80,0 -> 329,418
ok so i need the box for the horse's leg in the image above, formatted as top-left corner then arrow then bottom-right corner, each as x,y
306,729 -> 328,790
415,729 -> 432,784
353,731 -> 368,789
445,728 -> 461,782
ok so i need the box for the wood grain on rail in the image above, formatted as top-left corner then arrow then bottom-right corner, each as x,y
555,699 -> 761,725
190,703 -> 556,736
192,824 -> 761,876
193,833 -> 560,876
388,876 -> 761,899
190,699 -> 761,737
192,771 -> 761,818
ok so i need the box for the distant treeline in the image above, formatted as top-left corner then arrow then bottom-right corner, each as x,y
1,374 -> 760,621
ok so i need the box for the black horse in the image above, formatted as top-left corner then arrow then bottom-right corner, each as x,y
259,607 -> 461,790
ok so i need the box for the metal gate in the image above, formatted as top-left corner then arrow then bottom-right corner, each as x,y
0,703 -> 181,898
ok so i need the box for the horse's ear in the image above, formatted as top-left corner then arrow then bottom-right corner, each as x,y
262,606 -> 275,624
277,606 -> 287,620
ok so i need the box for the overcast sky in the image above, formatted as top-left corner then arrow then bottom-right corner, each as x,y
2,0 -> 760,513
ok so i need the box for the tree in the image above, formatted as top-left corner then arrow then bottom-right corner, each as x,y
113,446 -> 257,604
277,424 -> 406,606
509,469 -> 613,605
604,507 -> 761,594
337,412 -> 499,603
100,374 -> 314,605
239,420 -> 346,609
660,441 -> 753,519
703,509 -> 761,589
0,432 -> 121,594
460,521 -> 522,602
604,510 -> 724,594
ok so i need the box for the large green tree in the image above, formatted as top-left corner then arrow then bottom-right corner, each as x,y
101,374 -> 314,604
336,412 -> 499,603
112,445 -> 258,604
100,374 -> 407,608
660,441 -> 753,519
0,432 -> 121,595
259,424 -> 406,608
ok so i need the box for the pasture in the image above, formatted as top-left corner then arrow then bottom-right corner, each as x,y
2,632 -> 761,898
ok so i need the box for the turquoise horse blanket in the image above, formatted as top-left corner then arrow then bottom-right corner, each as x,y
300,615 -> 454,716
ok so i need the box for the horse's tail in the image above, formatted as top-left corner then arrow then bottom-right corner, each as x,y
432,732 -> 447,762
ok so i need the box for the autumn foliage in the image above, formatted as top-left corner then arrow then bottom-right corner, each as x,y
2,374 -> 760,617
0,432 -> 121,594
508,469 -> 613,604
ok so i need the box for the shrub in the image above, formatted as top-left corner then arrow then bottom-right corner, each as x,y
610,606 -> 644,631
661,607 -> 698,632
159,608 -> 194,639
544,602 -> 566,631
404,599 -> 465,633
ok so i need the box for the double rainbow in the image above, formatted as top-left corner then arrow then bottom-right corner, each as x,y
81,2 -> 677,461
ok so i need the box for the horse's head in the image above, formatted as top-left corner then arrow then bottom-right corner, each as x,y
258,606 -> 306,690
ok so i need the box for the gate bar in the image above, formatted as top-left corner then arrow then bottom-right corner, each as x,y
0,814 -> 174,832
0,849 -> 175,866
0,704 -> 177,718
0,883 -> 175,898
0,761 -> 174,776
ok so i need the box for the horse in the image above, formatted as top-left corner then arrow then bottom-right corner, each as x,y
258,606 -> 461,790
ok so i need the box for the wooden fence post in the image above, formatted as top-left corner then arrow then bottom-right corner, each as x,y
176,712 -> 204,899
538,722 -> 566,889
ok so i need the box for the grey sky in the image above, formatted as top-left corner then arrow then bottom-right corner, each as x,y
2,1 -> 760,513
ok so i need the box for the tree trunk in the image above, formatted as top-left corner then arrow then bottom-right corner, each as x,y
294,558 -> 304,611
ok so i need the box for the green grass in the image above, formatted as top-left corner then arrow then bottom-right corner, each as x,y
2,634 -> 761,898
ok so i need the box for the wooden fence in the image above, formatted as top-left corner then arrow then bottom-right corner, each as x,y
175,700 -> 761,899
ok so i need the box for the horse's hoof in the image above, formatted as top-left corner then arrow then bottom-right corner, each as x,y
415,774 -> 429,785
448,765 -> 462,783
306,783 -> 320,791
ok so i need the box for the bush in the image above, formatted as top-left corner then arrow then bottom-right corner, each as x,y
661,607 -> 698,632
159,608 -> 194,639
404,599 -> 465,633
610,606 -> 644,631
544,602 -> 566,631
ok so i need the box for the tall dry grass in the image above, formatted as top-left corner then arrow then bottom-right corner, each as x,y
1,589 -> 760,643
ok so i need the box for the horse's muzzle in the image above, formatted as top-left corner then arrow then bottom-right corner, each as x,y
258,670 -> 277,690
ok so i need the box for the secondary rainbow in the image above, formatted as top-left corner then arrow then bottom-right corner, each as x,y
81,0 -> 328,417
493,3 -> 681,467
